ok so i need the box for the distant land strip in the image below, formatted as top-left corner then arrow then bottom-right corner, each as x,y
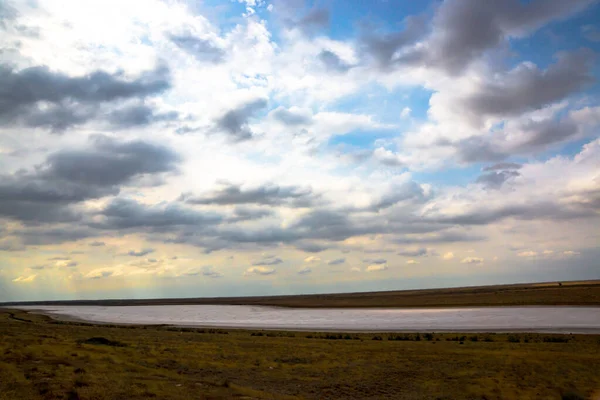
2,280 -> 600,308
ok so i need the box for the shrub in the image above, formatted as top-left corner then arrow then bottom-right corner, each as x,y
424,333 -> 434,341
561,390 -> 585,400
507,335 -> 520,343
79,337 -> 125,347
543,336 -> 569,343
469,336 -> 478,342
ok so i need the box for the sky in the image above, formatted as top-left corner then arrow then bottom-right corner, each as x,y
0,0 -> 599,302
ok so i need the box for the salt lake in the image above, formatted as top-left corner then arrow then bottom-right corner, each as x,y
14,305 -> 600,333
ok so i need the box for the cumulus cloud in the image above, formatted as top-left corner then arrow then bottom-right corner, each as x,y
362,258 -> 387,265
327,258 -> 345,265
297,266 -> 312,275
213,99 -> 267,141
89,241 -> 106,247
185,266 -> 223,278
169,34 -> 225,63
12,274 -> 37,283
442,252 -> 455,260
406,259 -> 419,265
94,198 -> 222,230
0,135 -> 180,224
461,257 -> 484,264
252,256 -> 283,266
304,256 -> 321,263
395,0 -> 597,74
56,260 -> 78,268
318,50 -> 353,73
127,248 -> 155,257
183,182 -> 316,207
398,248 -> 428,257
245,266 -> 276,276
366,264 -> 388,272
517,251 -> 538,257
270,106 -> 312,126
0,63 -> 171,132
85,269 -> 115,280
476,170 -> 520,189
458,50 -> 595,123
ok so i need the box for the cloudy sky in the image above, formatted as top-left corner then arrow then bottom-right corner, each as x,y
1,0 -> 599,302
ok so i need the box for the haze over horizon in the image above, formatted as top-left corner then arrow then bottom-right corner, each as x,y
1,0 -> 599,302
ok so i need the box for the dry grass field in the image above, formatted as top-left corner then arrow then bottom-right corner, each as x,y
1,308 -> 600,400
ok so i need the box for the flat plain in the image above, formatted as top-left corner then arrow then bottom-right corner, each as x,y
4,280 -> 600,308
1,308 -> 600,400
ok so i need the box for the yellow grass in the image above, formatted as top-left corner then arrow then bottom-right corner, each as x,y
1,309 -> 600,399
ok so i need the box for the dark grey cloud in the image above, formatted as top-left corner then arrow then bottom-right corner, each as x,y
127,248 -> 154,257
362,258 -> 387,264
200,266 -> 223,278
252,257 -> 283,266
318,50 -> 352,73
183,182 -> 316,208
368,181 -> 427,211
430,201 -> 595,226
0,136 -> 180,224
270,106 -> 312,126
393,231 -> 486,245
46,135 -> 180,187
213,99 -> 267,141
170,34 -> 225,63
327,258 -> 345,265
0,239 -> 25,251
16,226 -> 97,245
476,170 -> 520,189
457,112 -> 583,163
229,207 -> 273,222
510,117 -> 580,151
295,241 -> 329,253
297,266 -> 312,275
360,14 -> 427,69
460,50 -> 595,120
289,210 -> 376,241
107,104 -> 179,128
23,105 -> 96,133
456,136 -> 506,163
396,0 -> 596,74
61,261 -> 78,268
483,162 -> 522,171
95,198 -> 223,230
0,199 -> 82,224
89,241 -> 105,247
0,63 -> 171,131
292,8 -> 329,34
398,248 -> 428,257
